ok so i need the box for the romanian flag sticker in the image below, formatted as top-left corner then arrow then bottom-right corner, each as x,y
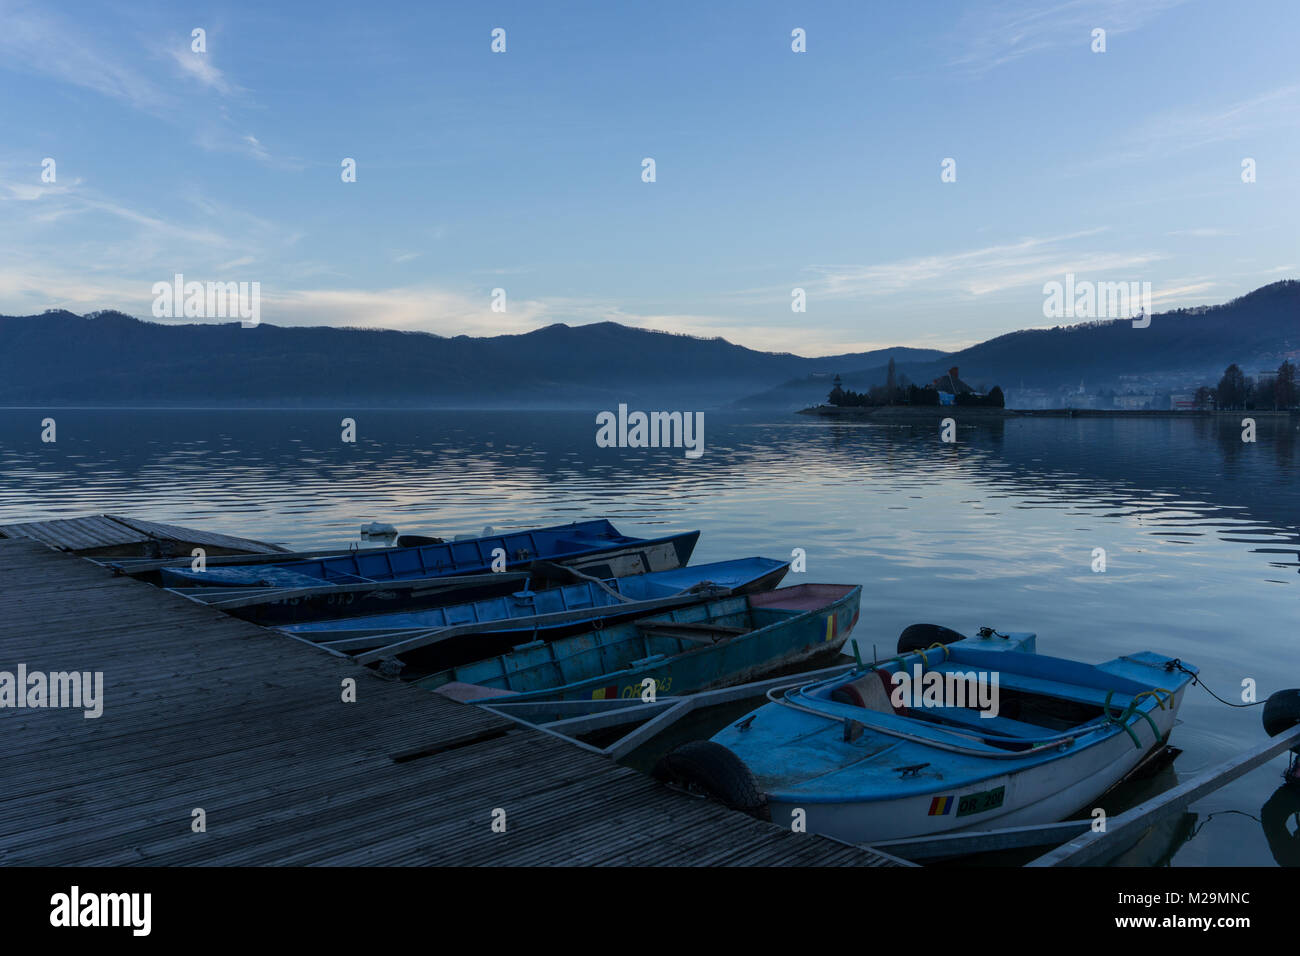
928,795 -> 954,816
591,685 -> 619,700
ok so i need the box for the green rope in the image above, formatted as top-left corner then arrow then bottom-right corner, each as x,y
1102,689 -> 1171,749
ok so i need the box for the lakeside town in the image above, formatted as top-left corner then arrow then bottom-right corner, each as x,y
816,359 -> 1300,413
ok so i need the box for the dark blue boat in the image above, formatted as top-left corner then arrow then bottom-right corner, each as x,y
278,557 -> 790,651
160,519 -> 699,590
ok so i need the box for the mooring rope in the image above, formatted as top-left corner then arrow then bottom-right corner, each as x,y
1168,659 -> 1264,709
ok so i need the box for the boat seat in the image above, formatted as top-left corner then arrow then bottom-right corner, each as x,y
831,670 -> 907,716
912,705 -> 1051,739
992,672 -> 1138,711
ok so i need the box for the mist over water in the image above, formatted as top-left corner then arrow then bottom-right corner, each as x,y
2,408 -> 1297,865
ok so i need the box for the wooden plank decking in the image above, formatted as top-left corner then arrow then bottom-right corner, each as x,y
0,514 -> 288,557
0,538 -> 903,866
0,515 -> 149,552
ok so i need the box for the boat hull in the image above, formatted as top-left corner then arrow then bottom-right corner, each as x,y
279,558 -> 790,646
416,583 -> 863,702
709,640 -> 1196,846
765,684 -> 1187,844
160,520 -> 699,591
165,530 -> 701,623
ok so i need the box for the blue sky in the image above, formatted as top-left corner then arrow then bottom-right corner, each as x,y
1,0 -> 1296,354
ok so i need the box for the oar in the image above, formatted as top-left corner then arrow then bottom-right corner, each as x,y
527,560 -> 639,604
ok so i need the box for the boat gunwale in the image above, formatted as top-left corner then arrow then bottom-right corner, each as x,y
162,520 -> 700,587
756,654 -> 1195,804
278,556 -> 790,640
418,583 -> 863,701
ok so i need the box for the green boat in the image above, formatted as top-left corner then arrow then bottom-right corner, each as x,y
414,583 -> 862,703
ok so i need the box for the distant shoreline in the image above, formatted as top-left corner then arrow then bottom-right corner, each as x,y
798,405 -> 1296,420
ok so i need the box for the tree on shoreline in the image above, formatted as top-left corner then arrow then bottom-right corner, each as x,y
1273,360 -> 1296,409
1216,364 -> 1250,409
1208,360 -> 1296,410
827,375 -> 1002,408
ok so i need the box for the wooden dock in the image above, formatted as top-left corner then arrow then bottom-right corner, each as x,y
0,513 -> 288,558
0,537 -> 903,866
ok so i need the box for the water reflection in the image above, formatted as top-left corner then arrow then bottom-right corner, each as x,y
1261,784 -> 1300,867
0,407 -> 1296,864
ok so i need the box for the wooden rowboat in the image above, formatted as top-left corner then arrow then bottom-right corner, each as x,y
662,629 -> 1198,844
277,556 -> 790,652
161,519 -> 698,589
160,519 -> 700,622
415,583 -> 862,702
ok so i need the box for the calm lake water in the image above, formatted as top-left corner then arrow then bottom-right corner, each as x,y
2,408 -> 1297,866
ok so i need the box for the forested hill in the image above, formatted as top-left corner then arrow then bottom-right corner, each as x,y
737,280 -> 1300,408
0,310 -> 944,407
4,280 -> 1294,408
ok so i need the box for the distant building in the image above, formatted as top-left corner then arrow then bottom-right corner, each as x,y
1170,392 -> 1196,410
828,374 -> 845,406
1006,388 -> 1051,409
931,366 -> 975,406
1114,393 -> 1155,410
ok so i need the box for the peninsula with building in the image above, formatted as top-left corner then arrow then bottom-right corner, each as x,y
800,358 -> 1297,420
799,364 -> 1012,420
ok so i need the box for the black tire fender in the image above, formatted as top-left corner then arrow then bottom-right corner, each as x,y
897,623 -> 967,655
1263,689 -> 1300,742
653,740 -> 768,819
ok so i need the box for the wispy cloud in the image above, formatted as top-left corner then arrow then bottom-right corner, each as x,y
241,134 -> 270,162
1148,280 -> 1217,304
1166,228 -> 1235,238
1066,84 -> 1300,173
0,265 -> 897,356
1143,84 -> 1300,150
593,309 -> 892,356
0,2 -> 268,163
729,229 -> 1163,303
0,179 -> 78,202
0,2 -> 171,113
169,46 -> 237,95
247,287 -> 552,335
947,0 -> 1188,74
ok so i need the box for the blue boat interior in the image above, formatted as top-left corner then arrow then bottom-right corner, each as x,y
281,557 -> 788,639
162,519 -> 695,588
285,519 -> 637,583
810,642 -> 1192,752
709,636 -> 1199,806
415,584 -> 854,697
418,596 -> 758,694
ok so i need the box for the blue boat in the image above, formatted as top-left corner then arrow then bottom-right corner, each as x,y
279,557 -> 790,653
159,519 -> 699,590
659,628 -> 1198,844
414,583 -> 862,702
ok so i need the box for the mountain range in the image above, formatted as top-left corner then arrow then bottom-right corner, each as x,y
738,280 -> 1299,408
0,280 -> 1295,409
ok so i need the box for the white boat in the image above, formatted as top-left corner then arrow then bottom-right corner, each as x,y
657,626 -> 1197,845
